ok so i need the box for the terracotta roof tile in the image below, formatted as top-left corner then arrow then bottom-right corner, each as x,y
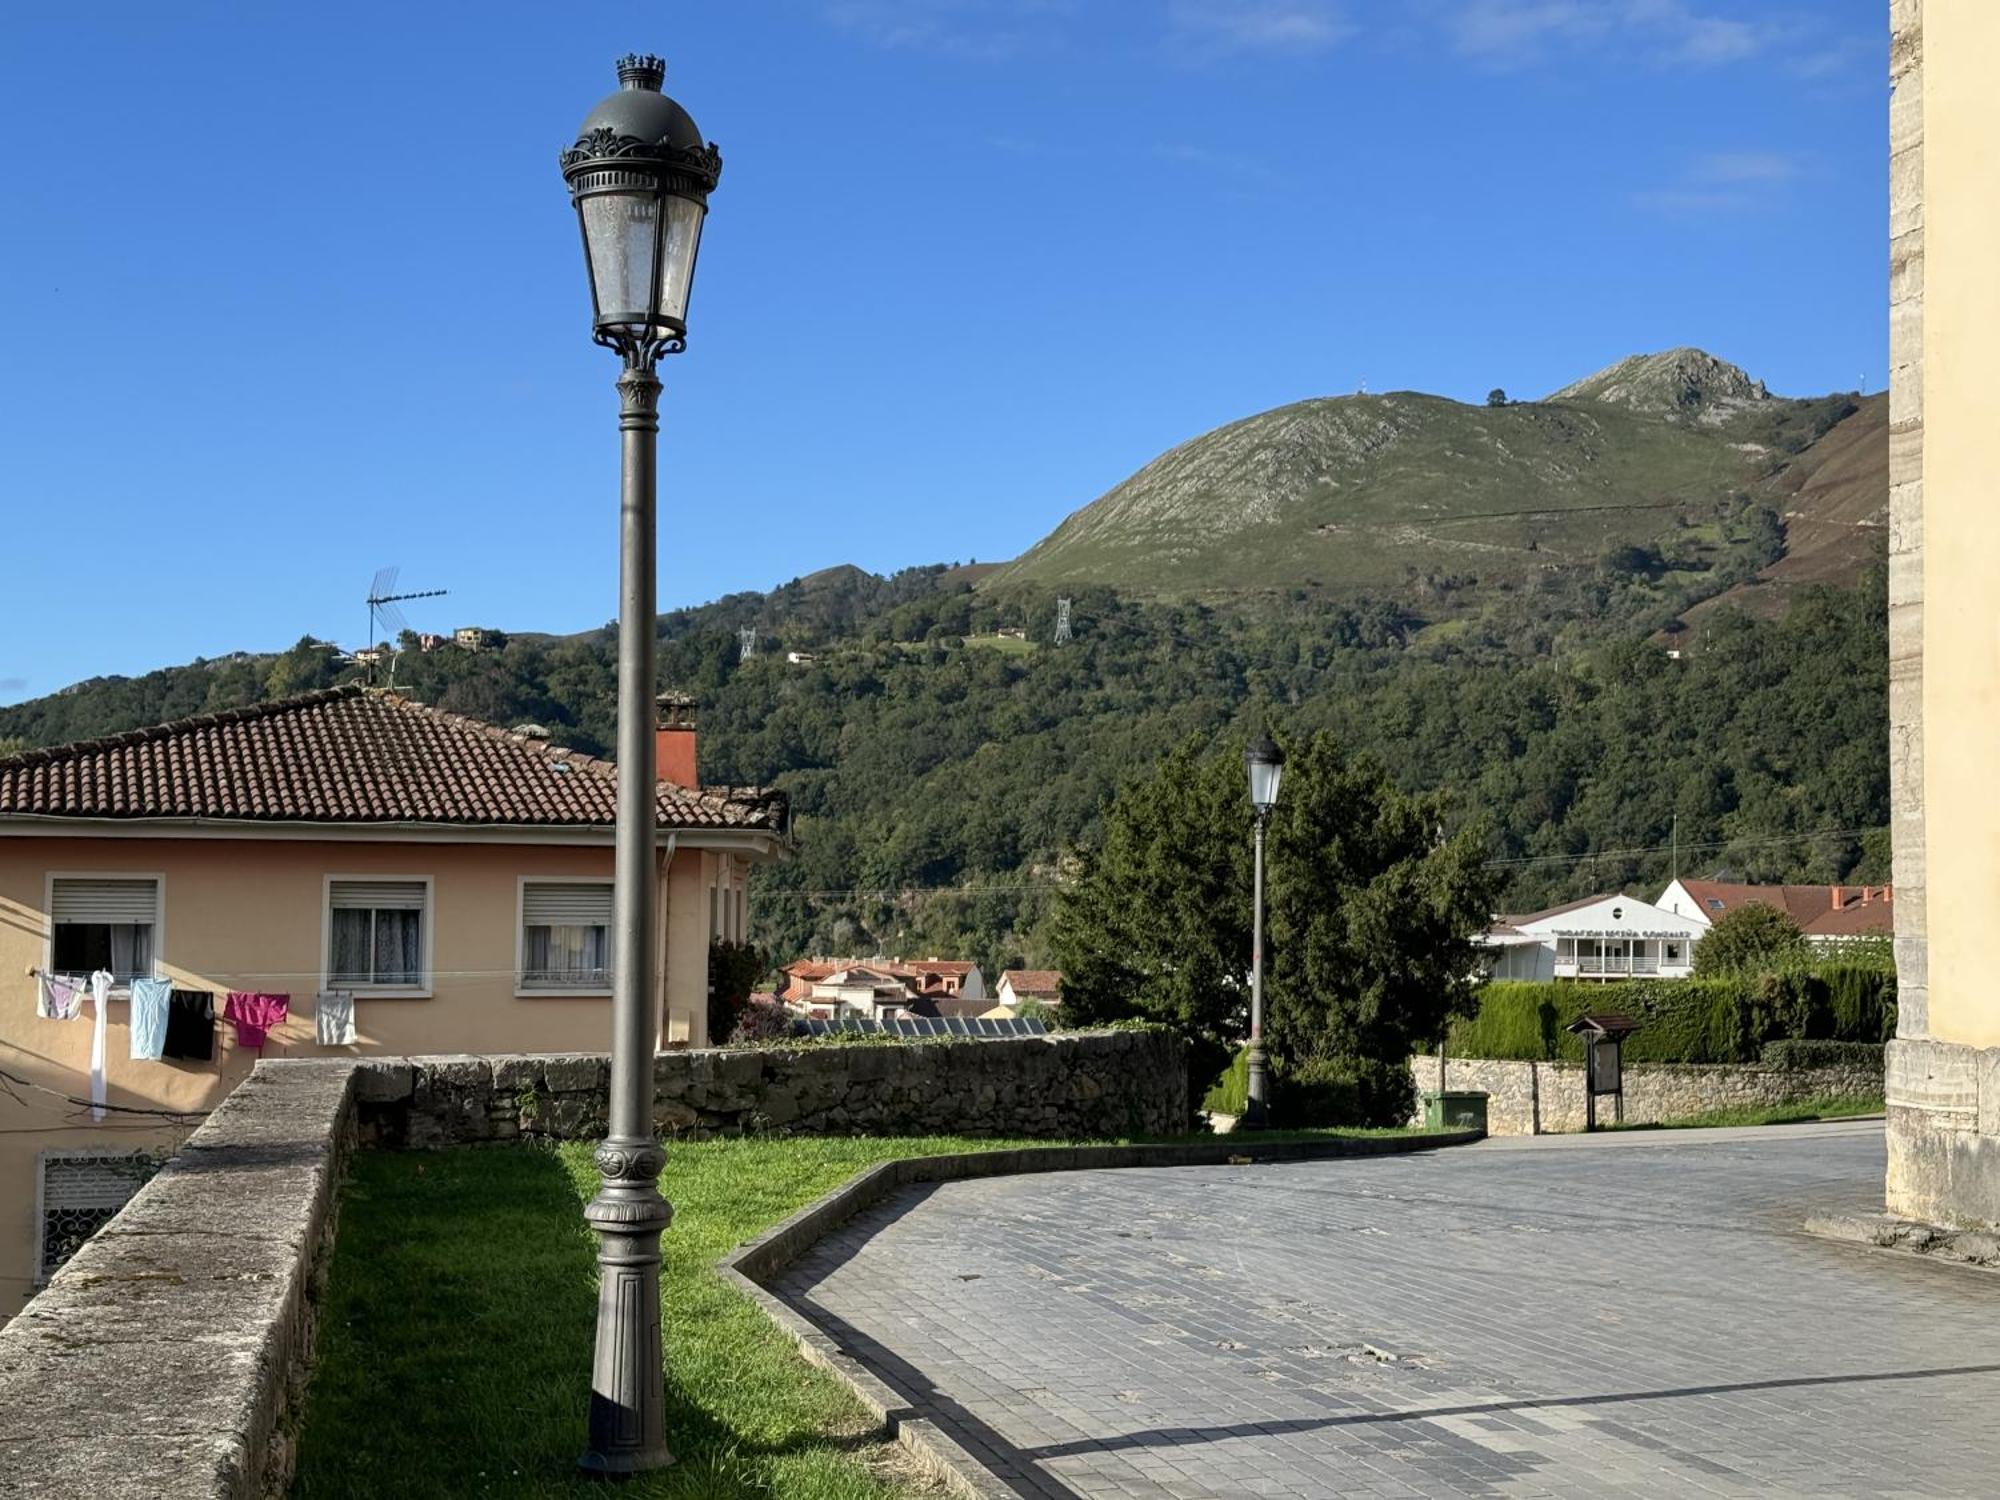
1001,969 -> 1063,997
1678,879 -> 1892,937
0,686 -> 786,832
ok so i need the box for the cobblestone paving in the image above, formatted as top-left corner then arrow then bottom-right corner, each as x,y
775,1123 -> 2000,1498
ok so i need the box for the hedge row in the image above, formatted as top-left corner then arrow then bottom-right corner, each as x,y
1448,965 -> 1897,1065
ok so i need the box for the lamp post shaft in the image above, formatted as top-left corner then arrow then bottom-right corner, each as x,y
580,357 -> 675,1476
1245,811 -> 1270,1128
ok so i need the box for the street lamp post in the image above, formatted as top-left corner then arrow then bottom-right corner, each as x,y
1243,735 -> 1285,1129
560,53 -> 721,1477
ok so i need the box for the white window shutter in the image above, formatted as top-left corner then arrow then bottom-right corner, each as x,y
522,883 -> 613,926
51,879 -> 159,924
329,881 -> 426,911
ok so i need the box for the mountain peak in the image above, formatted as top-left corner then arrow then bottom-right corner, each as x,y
1549,348 -> 1769,417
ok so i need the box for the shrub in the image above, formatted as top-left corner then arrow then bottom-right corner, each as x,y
1203,1046 -> 1249,1116
726,1001 -> 797,1045
1692,904 -> 1810,978
1760,1039 -> 1887,1072
1447,984 -> 1560,1061
1272,1055 -> 1413,1129
1823,964 -> 1897,1042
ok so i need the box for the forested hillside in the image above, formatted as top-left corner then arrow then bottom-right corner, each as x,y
0,566 -> 1888,980
1,349 -> 1891,978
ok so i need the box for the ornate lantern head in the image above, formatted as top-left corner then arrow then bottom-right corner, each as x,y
561,54 -> 721,358
1245,735 -> 1285,815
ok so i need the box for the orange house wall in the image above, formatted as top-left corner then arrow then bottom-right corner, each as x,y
0,833 -> 720,1320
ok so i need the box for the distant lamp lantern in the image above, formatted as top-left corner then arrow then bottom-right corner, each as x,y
1245,736 -> 1285,814
561,54 -> 722,357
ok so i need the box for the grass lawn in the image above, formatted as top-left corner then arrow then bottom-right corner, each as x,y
295,1134 -> 1064,1500
1612,1093 -> 1885,1131
293,1128 -> 1459,1497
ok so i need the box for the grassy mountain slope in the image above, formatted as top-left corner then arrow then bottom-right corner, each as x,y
1674,393 -> 1887,631
990,349 -> 1869,608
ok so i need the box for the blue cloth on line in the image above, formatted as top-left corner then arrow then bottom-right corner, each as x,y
129,977 -> 173,1061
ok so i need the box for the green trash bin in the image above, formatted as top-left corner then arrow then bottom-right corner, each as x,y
1422,1090 -> 1489,1134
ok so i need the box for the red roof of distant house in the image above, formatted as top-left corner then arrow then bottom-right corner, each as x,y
1677,880 -> 1893,938
1001,969 -> 1063,1000
0,686 -> 786,831
780,956 -> 977,995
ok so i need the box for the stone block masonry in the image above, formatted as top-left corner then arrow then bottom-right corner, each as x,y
1409,1053 -> 1882,1135
357,1028 -> 1191,1149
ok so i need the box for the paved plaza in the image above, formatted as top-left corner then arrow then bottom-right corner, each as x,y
775,1122 -> 2000,1498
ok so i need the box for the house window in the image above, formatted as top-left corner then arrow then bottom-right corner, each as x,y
521,882 -> 612,990
37,1150 -> 164,1283
1665,941 -> 1684,964
50,877 -> 160,986
328,880 -> 428,989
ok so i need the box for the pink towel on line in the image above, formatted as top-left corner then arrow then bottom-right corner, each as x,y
223,992 -> 290,1052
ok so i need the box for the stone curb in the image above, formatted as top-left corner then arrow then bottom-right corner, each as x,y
1804,1210 -> 2000,1271
719,1130 -> 1485,1500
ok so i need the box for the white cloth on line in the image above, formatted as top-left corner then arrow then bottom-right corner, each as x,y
314,989 -> 356,1047
89,969 -> 111,1122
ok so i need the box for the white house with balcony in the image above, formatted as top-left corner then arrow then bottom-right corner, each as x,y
1478,893 -> 1707,981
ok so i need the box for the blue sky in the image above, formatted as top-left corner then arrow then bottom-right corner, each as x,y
0,1 -> 1884,705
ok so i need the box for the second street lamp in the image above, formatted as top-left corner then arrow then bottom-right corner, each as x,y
560,52 -> 721,1477
1243,735 -> 1284,1129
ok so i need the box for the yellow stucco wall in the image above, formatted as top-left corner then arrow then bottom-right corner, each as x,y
0,833 -> 732,1317
1919,0 -> 2000,1049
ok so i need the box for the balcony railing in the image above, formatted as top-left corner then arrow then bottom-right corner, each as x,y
1555,955 -> 1669,979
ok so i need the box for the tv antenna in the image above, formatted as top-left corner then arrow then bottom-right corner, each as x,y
1054,598 -> 1073,645
738,626 -> 758,662
366,566 -> 449,650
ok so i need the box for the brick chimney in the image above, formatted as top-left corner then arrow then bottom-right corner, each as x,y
656,692 -> 697,790
1829,885 -> 1845,911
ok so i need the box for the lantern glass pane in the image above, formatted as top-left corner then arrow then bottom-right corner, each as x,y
653,195 -> 706,327
1248,758 -> 1283,811
579,191 -> 661,328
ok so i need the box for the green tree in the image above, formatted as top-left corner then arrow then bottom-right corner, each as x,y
263,635 -> 341,700
1049,742 -> 1249,1050
1051,733 -> 1498,1124
1691,903 -> 1810,978
1262,734 -> 1498,1122
1487,388 -> 1508,407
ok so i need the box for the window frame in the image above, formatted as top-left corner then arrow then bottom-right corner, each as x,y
43,871 -> 165,997
515,875 -> 616,999
321,874 -> 434,999
34,1147 -> 164,1286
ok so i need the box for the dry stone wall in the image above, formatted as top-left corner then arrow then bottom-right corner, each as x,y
355,1029 -> 1190,1148
1410,1053 -> 1883,1135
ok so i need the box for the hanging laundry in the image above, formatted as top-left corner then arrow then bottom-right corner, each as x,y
36,972 -> 84,1021
164,990 -> 216,1062
129,977 -> 173,1061
314,990 -> 356,1047
223,992 -> 289,1053
89,971 -> 111,1121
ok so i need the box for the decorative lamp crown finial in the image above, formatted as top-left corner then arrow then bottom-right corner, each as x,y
617,53 -> 666,91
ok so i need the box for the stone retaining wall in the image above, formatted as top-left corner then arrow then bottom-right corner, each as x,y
1410,1054 -> 1883,1135
0,1059 -> 357,1499
0,1030 -> 1187,1498
356,1028 -> 1190,1148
